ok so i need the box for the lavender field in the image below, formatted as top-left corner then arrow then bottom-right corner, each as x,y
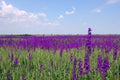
0,28 -> 120,80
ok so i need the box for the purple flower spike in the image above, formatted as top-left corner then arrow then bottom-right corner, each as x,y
101,58 -> 110,80
50,61 -> 54,68
78,60 -> 83,76
7,69 -> 11,80
73,77 -> 78,80
113,47 -> 117,60
86,28 -> 92,55
14,58 -> 18,67
84,54 -> 90,74
101,58 -> 110,73
28,52 -> 32,60
96,54 -> 102,71
73,58 -> 77,70
40,64 -> 43,74
72,58 -> 77,79
60,47 -> 63,58
22,74 -> 25,80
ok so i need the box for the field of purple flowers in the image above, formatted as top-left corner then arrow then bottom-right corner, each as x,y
0,28 -> 120,80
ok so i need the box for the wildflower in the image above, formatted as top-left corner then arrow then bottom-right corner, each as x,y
72,58 -> 77,79
14,58 -> 18,67
28,52 -> 32,60
73,58 -> 77,71
50,61 -> 54,68
60,47 -> 63,58
113,46 -> 118,60
22,74 -> 25,80
101,58 -> 110,73
7,69 -> 11,80
73,77 -> 78,80
96,54 -> 102,71
78,60 -> 83,76
40,64 -> 43,74
86,28 -> 92,55
84,54 -> 90,74
101,58 -> 110,80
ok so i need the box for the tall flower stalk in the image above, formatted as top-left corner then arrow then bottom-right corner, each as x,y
22,74 -> 25,80
86,28 -> 92,55
50,61 -> 54,68
7,69 -> 11,80
14,58 -> 18,67
60,47 -> 63,58
78,60 -> 83,76
84,54 -> 90,74
72,58 -> 78,80
113,45 -> 118,60
40,64 -> 43,74
96,54 -> 102,71
101,58 -> 110,80
28,52 -> 32,60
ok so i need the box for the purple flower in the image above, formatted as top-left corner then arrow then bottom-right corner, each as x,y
22,74 -> 25,80
72,58 -> 77,79
86,28 -> 92,55
40,64 -> 43,74
50,61 -> 54,68
73,77 -> 78,80
7,69 -> 11,80
78,60 -> 83,76
96,54 -> 102,71
73,58 -> 77,70
101,58 -> 110,73
101,58 -> 110,79
14,58 -> 18,67
84,54 -> 90,74
60,47 -> 63,58
88,28 -> 92,32
113,47 -> 117,60
28,52 -> 32,60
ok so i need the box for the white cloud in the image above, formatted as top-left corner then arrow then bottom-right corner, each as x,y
0,1 -> 60,27
58,15 -> 64,19
91,0 -> 120,14
65,7 -> 76,15
106,0 -> 120,4
92,8 -> 101,13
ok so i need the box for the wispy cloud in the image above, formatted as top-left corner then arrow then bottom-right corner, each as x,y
106,0 -> 120,5
0,1 -> 60,27
92,8 -> 101,13
58,15 -> 64,19
65,7 -> 76,15
91,0 -> 120,14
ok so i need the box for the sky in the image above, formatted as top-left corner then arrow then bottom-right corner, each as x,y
0,0 -> 120,35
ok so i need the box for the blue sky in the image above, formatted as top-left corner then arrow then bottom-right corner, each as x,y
0,0 -> 120,34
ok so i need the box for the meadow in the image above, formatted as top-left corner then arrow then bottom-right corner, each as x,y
0,28 -> 120,80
